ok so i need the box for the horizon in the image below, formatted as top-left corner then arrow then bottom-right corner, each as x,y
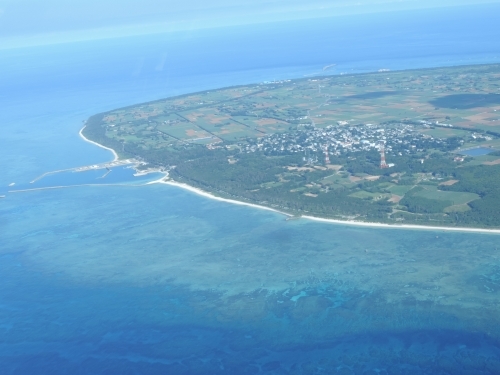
3,1 -> 500,373
1,0 -> 499,49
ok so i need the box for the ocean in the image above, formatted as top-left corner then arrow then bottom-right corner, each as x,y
2,3 -> 500,374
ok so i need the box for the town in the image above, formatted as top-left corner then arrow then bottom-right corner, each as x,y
83,63 -> 500,228
240,121 -> 464,163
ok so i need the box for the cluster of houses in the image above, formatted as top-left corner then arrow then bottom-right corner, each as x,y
239,122 -> 455,161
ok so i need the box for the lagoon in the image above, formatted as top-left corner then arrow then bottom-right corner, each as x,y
2,4 -> 500,373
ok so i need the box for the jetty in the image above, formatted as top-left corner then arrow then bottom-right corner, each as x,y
30,159 -> 137,184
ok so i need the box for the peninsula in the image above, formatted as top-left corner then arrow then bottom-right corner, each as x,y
83,64 -> 500,229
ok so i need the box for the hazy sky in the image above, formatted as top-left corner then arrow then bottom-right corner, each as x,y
0,0 -> 498,47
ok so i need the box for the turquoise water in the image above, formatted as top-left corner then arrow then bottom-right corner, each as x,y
2,5 -> 500,373
4,166 -> 163,195
3,185 -> 500,373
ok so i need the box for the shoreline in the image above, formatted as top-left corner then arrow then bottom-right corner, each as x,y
149,178 -> 290,216
301,215 -> 500,235
148,177 -> 500,235
78,100 -> 500,235
79,126 -> 119,162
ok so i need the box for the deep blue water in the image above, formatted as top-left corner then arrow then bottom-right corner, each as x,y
461,147 -> 496,156
2,4 -> 500,374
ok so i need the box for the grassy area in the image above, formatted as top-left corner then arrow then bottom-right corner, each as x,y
419,128 -> 471,138
463,154 -> 500,166
414,185 -> 479,205
444,204 -> 471,213
101,64 -> 500,147
84,63 -> 500,228
387,185 -> 414,196
321,174 -> 353,186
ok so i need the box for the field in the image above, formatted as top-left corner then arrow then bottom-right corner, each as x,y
99,64 -> 500,148
84,63 -> 500,228
412,185 -> 479,205
387,185 -> 414,196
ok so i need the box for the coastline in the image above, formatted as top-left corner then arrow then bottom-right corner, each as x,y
79,126 -> 119,162
79,117 -> 500,235
149,177 -> 290,216
148,177 -> 500,235
301,215 -> 500,235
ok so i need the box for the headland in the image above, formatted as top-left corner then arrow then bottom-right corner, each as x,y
81,63 -> 500,231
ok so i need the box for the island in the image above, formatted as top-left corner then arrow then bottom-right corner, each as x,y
82,63 -> 500,228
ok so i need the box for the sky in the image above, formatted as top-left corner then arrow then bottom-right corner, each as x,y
0,0 -> 498,48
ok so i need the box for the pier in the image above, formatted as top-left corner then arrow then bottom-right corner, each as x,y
30,159 -> 137,184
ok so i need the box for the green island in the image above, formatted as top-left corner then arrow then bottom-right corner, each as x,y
83,64 -> 500,228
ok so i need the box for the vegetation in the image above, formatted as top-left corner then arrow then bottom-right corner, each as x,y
83,63 -> 500,228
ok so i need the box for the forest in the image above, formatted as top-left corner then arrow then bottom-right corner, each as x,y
82,63 -> 500,228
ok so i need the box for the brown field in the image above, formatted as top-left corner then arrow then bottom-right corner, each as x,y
439,179 -> 459,186
388,195 -> 402,203
287,166 -> 315,172
104,63 -> 500,154
256,118 -> 287,126
185,129 -> 211,138
304,193 -> 318,198
326,165 -> 343,170
483,159 -> 500,165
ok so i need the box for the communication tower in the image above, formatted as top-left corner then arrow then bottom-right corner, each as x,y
324,145 -> 330,164
380,144 -> 389,169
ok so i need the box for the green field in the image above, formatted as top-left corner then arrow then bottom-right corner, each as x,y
94,64 -> 500,148
412,185 -> 479,205
387,185 -> 414,196
83,63 -> 500,228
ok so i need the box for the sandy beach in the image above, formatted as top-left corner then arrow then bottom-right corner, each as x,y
301,215 -> 500,235
79,135 -> 500,235
149,178 -> 290,216
148,176 -> 500,235
79,126 -> 119,161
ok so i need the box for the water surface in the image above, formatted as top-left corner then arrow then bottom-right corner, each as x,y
2,4 -> 500,373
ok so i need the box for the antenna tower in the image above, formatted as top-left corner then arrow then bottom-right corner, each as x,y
380,144 -> 389,169
324,145 -> 330,164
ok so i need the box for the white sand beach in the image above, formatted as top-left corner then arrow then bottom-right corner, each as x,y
149,177 -> 290,216
148,177 -> 500,235
301,215 -> 500,235
79,136 -> 500,235
79,126 -> 119,161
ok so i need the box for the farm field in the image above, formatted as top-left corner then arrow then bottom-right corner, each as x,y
84,63 -> 500,228
411,185 -> 479,205
96,64 -> 500,147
